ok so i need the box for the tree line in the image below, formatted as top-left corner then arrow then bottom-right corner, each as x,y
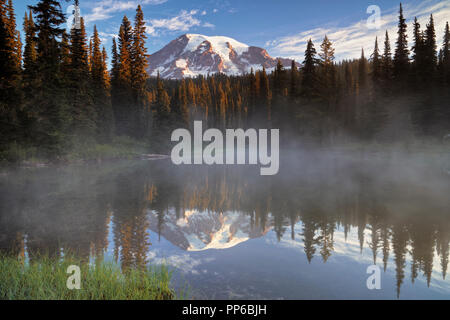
150,3 -> 450,149
151,4 -> 450,147
1,1 -> 449,161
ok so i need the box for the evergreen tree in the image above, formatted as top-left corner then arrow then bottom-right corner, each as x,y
318,35 -> 337,109
110,37 -> 119,87
273,59 -> 285,99
371,37 -> 382,87
344,61 -> 354,95
172,82 -> 190,129
28,0 -> 68,156
60,30 -> 70,75
102,47 -> 110,87
5,0 -> 20,73
259,67 -> 271,124
290,60 -> 298,100
368,39 -> 388,140
319,35 -> 335,67
217,82 -> 227,127
442,22 -> 450,85
0,0 -> 22,149
113,16 -> 134,136
0,1 -> 6,56
423,14 -> 437,81
301,39 -> 318,99
393,3 -> 410,83
22,10 -> 37,81
68,16 -> 96,136
412,18 -> 424,70
91,25 -> 113,142
199,77 -> 211,123
91,26 -> 103,86
131,5 -> 149,138
358,48 -> 368,89
152,73 -> 172,152
248,68 -> 259,123
0,0 -> 21,106
381,31 -> 393,89
118,17 -> 133,85
20,9 -> 39,144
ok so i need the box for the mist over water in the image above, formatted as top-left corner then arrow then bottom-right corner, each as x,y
0,144 -> 449,299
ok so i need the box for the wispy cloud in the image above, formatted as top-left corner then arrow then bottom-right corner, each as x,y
266,0 -> 450,61
97,31 -> 117,44
84,0 -> 167,23
203,22 -> 215,29
145,9 -> 215,36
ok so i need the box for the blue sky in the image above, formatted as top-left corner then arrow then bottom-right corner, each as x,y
13,0 -> 450,63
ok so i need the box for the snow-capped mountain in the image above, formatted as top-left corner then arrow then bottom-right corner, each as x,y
147,34 -> 297,79
147,209 -> 270,251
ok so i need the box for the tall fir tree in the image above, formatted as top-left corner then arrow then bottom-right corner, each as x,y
290,60 -> 298,100
91,25 -> 113,142
381,30 -> 393,90
118,16 -> 133,85
259,67 -> 271,125
301,39 -> 318,99
113,16 -> 134,136
60,30 -> 70,75
0,0 -> 22,149
423,14 -> 437,81
358,48 -> 368,89
110,37 -> 119,88
23,10 -> 37,83
5,0 -> 20,73
318,35 -> 337,110
393,3 -> 410,83
28,0 -> 68,156
131,5 -> 149,138
371,37 -> 382,87
102,47 -> 110,88
273,59 -> 285,99
248,68 -> 259,124
172,81 -> 189,129
90,26 -> 103,86
152,73 -> 172,152
68,16 -> 96,137
411,17 -> 425,86
442,22 -> 450,85
20,10 -> 41,145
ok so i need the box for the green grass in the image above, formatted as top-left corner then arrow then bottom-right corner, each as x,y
0,254 -> 183,300
0,136 -> 149,166
66,136 -> 148,162
0,142 -> 39,164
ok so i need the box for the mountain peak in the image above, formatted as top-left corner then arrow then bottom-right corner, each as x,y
147,33 -> 296,79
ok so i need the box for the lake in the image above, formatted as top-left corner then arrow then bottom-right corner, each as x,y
1,149 -> 449,299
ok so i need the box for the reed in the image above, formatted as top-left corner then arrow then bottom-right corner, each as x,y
0,254 -> 182,300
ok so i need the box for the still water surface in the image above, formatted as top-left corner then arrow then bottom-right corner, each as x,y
1,151 -> 449,299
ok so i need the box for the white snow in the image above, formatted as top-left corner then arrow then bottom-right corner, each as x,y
185,210 -> 250,251
183,34 -> 249,57
150,34 -> 278,78
175,58 -> 188,69
151,66 -> 166,77
181,34 -> 250,76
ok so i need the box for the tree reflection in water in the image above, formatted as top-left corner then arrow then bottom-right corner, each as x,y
0,153 -> 449,297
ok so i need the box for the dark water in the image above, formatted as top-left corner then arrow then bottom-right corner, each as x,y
1,150 -> 449,299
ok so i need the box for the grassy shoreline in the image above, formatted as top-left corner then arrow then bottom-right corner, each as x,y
0,254 -> 180,300
0,136 -> 149,168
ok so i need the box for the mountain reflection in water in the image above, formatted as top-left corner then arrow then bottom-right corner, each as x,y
0,151 -> 449,299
